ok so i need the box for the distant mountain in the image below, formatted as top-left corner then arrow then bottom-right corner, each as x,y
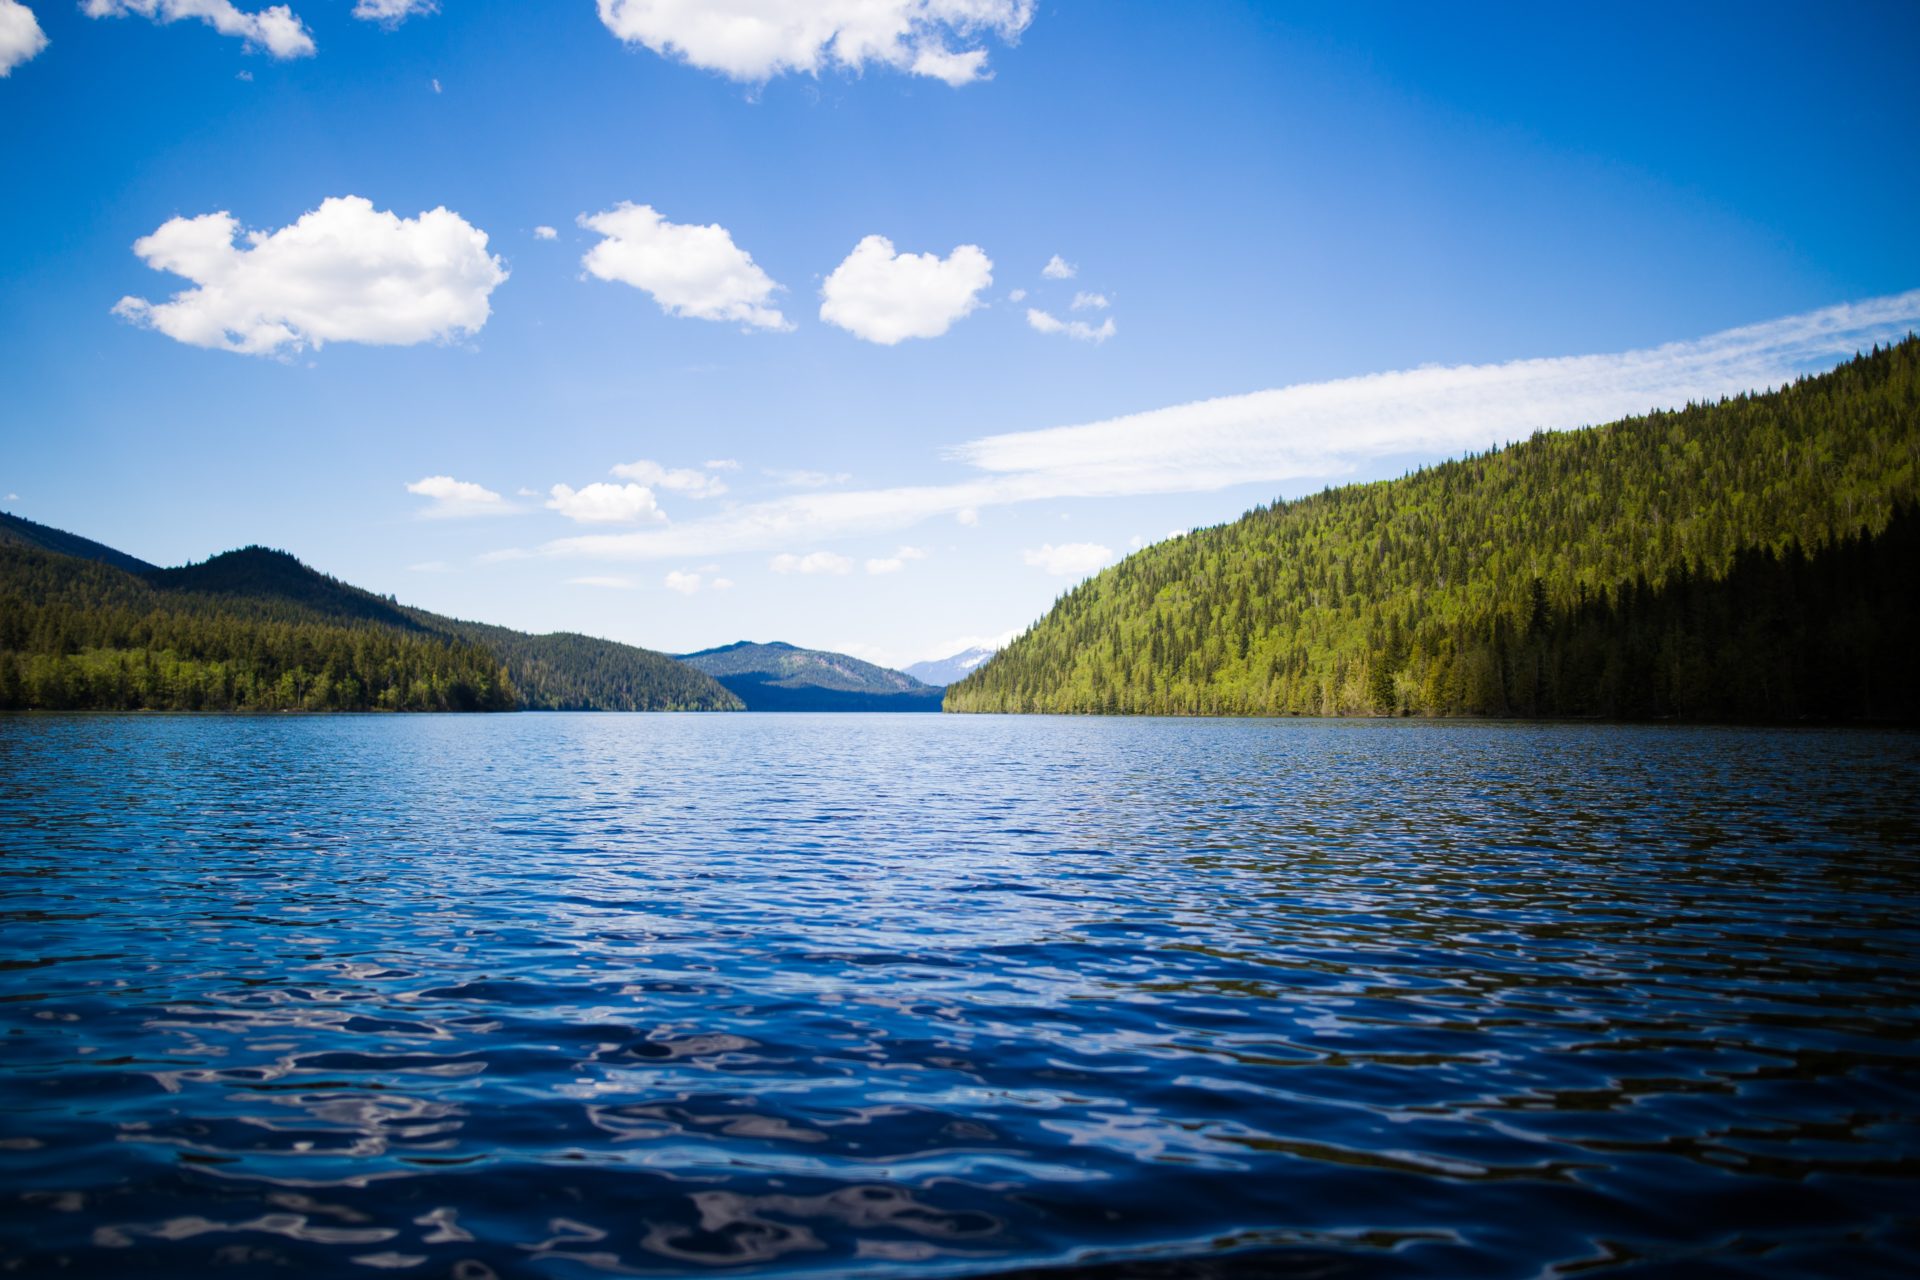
0,517 -> 741,713
679,641 -> 945,711
903,645 -> 999,688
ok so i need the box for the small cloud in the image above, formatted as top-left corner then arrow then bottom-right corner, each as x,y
4,492 -> 19,503
1022,541 -> 1112,577
1027,308 -> 1115,344
0,0 -> 49,76
546,482 -> 668,525
764,468 -> 851,488
1128,534 -> 1143,549
533,225 -> 558,240
431,77 -> 442,93
1041,254 -> 1076,280
770,550 -> 853,575
355,0 -> 437,23
611,459 -> 728,499
1071,291 -> 1109,311
235,69 -> 253,81
663,570 -> 702,595
569,575 -> 638,589
711,576 -> 735,591
1008,288 -> 1027,302
820,235 -> 993,345
705,458 -> 741,471
85,0 -> 315,59
406,475 -> 516,519
580,202 -> 790,331
865,544 -> 928,575
956,507 -> 979,526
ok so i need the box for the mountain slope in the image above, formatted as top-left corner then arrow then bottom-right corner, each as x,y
948,340 -> 1920,720
0,510 -> 158,575
903,645 -> 998,688
680,641 -> 945,711
0,521 -> 740,713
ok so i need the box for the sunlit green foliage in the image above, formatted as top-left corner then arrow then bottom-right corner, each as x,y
948,340 -> 1920,720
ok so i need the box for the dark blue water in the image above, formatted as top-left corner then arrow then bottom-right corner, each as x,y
2,715 -> 1918,1278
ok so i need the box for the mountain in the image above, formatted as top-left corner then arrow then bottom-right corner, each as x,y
0,521 -> 740,713
679,641 -> 945,711
947,340 -> 1920,722
903,645 -> 999,688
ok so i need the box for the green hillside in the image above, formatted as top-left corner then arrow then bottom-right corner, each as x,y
680,641 -> 944,711
947,340 -> 1920,721
0,529 -> 740,713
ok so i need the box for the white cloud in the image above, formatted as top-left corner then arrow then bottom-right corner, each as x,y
430,77 -> 441,92
663,570 -> 702,594
0,1 -> 49,76
1071,291 -> 1109,311
865,544 -> 927,574
353,0 -> 434,23
1022,542 -> 1112,577
407,475 -> 514,519
579,202 -> 789,330
533,225 -> 558,240
115,196 -> 506,357
594,0 -> 1032,86
1027,308 -> 1115,344
512,292 -> 1920,563
546,482 -> 668,525
1008,288 -> 1027,303
765,467 -> 851,488
569,575 -> 638,589
955,507 -> 979,526
83,0 -> 314,59
611,459 -> 728,498
706,458 -> 741,471
1041,254 -> 1075,280
820,235 -> 991,344
771,550 -> 853,575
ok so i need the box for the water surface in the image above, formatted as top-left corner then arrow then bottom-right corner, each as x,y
2,714 -> 1917,1277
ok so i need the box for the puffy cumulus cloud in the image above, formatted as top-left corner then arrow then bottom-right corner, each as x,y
1040,254 -> 1075,280
580,203 -> 789,330
771,550 -> 852,575
865,544 -> 927,574
1027,308 -> 1115,344
1071,291 -> 1108,311
83,0 -> 314,59
533,225 -> 558,241
546,482 -> 668,525
114,197 -> 506,357
406,475 -> 515,519
1022,542 -> 1112,578
611,459 -> 728,498
663,570 -> 702,595
0,1 -> 48,76
820,235 -> 991,345
353,0 -> 435,23
595,0 -> 1031,86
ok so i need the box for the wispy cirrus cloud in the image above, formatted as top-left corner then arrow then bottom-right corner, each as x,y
511,291 -> 1920,564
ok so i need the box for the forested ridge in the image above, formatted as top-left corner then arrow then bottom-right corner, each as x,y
0,527 -> 740,713
947,340 -> 1920,720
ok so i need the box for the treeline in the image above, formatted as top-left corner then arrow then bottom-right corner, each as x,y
440,621 -> 744,712
0,546 -> 516,712
948,339 -> 1920,721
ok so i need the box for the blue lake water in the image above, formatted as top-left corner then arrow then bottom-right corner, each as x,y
1,713 -> 1918,1278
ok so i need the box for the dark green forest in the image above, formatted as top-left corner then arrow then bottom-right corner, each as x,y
0,526 -> 740,713
948,339 -> 1920,720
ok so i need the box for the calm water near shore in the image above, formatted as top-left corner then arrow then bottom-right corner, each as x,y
1,713 -> 1917,1278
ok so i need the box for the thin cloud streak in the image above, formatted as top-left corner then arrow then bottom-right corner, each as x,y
527,291 -> 1920,563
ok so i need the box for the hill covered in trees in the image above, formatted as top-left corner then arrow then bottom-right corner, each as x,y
0,518 -> 741,713
947,340 -> 1920,721
680,641 -> 945,711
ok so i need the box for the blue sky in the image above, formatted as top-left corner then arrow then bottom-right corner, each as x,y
3,0 -> 1918,667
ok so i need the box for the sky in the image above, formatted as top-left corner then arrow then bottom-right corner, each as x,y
2,0 -> 1918,669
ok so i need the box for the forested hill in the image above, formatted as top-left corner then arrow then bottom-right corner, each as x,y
0,528 -> 741,713
947,339 -> 1920,721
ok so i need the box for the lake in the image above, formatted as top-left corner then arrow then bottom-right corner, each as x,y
1,714 -> 1917,1278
